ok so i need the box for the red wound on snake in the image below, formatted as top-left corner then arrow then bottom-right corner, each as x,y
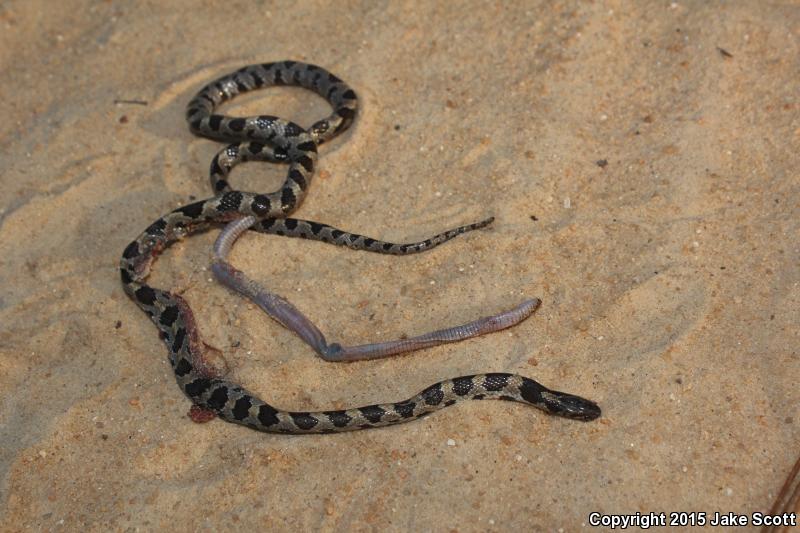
188,405 -> 217,423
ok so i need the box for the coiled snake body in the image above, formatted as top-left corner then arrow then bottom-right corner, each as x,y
120,61 -> 601,433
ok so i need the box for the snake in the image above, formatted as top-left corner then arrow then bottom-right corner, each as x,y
212,215 -> 543,362
120,61 -> 601,433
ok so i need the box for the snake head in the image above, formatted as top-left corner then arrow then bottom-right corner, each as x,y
541,390 -> 602,421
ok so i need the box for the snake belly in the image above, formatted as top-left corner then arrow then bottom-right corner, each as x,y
120,61 -> 601,433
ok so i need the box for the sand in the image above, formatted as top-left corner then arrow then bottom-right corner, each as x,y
1,1 -> 798,531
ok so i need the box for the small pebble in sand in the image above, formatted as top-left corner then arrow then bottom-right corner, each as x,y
446,438 -> 456,446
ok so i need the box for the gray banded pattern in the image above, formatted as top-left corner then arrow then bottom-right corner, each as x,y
120,61 -> 601,434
